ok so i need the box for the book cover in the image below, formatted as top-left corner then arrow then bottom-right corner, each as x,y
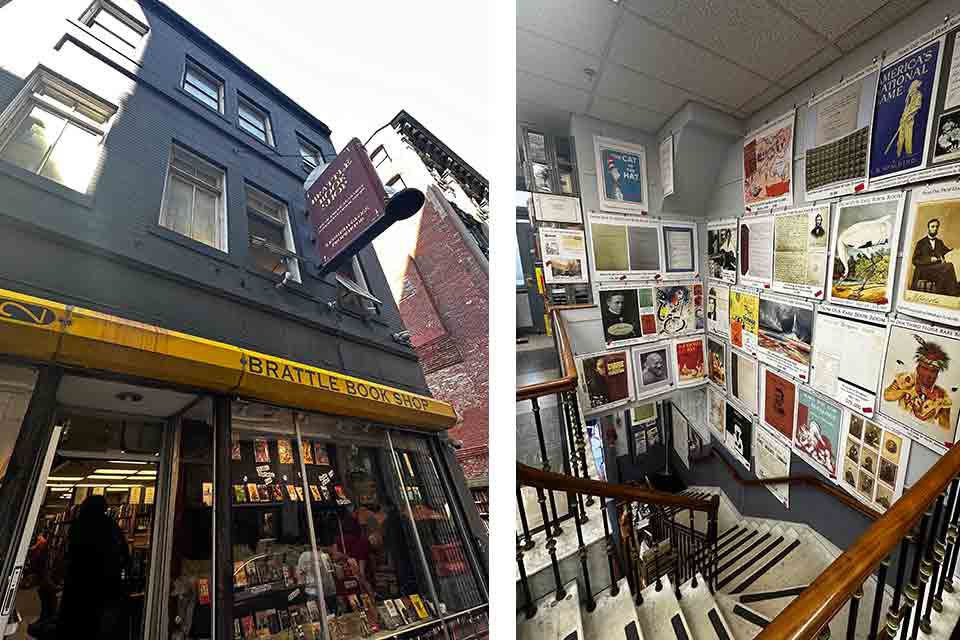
309,485 -> 322,501
334,485 -> 351,505
240,615 -> 255,640
409,594 -> 429,619
277,439 -> 294,464
306,599 -> 320,622
277,609 -> 291,631
197,577 -> 211,605
233,618 -> 243,640
300,440 -> 315,465
233,561 -> 248,588
254,438 -> 270,463
395,598 -> 411,625
233,484 -> 247,504
295,486 -> 305,501
202,482 -> 213,507
231,436 -> 241,461
286,484 -> 298,501
246,483 -> 261,502
271,484 -> 285,502
314,442 -> 330,465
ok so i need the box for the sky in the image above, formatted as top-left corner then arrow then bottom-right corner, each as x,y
163,0 -> 491,296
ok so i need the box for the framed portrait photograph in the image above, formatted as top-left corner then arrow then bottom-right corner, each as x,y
594,135 -> 649,214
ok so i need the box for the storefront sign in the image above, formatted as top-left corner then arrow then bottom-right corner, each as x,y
306,137 -> 390,272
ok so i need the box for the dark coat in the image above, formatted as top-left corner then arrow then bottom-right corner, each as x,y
911,236 -> 957,294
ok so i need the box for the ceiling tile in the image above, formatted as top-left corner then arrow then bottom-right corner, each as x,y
777,46 -> 842,90
517,71 -> 591,114
594,63 -> 690,116
738,83 -> 786,114
588,96 -> 669,133
776,0 -> 888,41
608,11 -> 770,109
517,99 -> 572,134
835,0 -> 930,52
517,0 -> 621,57
625,0 -> 830,80
517,29 -> 602,91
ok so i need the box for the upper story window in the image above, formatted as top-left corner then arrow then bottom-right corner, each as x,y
80,1 -> 147,54
369,144 -> 388,167
182,58 -> 223,113
246,184 -> 300,283
159,145 -> 227,251
297,135 -> 323,174
237,94 -> 273,146
0,69 -> 116,193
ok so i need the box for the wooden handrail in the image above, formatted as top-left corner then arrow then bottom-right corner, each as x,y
757,441 -> 960,640
518,463 -> 718,513
712,450 -> 884,521
516,304 -> 594,401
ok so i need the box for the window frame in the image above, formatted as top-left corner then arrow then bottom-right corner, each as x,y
181,57 -> 224,114
0,67 -> 117,194
296,134 -> 323,174
79,0 -> 148,55
236,93 -> 274,147
245,182 -> 301,283
157,144 -> 229,253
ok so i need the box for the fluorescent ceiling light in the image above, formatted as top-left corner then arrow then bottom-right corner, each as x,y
108,460 -> 148,465
105,487 -> 130,492
47,477 -> 84,482
93,469 -> 134,475
136,470 -> 157,476
74,483 -> 111,487
47,485 -> 73,491
106,484 -> 140,488
87,475 -> 129,480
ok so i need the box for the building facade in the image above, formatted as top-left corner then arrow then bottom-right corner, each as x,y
366,114 -> 490,516
0,2 -> 487,638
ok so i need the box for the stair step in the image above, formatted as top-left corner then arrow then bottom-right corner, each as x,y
734,532 -> 834,597
678,573 -> 736,640
517,580 -> 584,640
582,578 -> 644,640
716,593 -> 770,638
717,527 -> 788,591
730,533 -> 801,594
633,575 -> 694,640
715,525 -> 772,581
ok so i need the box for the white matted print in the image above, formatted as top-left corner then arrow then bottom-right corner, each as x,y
879,318 -> 960,454
588,212 -> 663,281
827,191 -> 905,312
577,350 -> 634,414
771,204 -> 831,300
755,423 -> 792,508
794,386 -> 845,482
839,411 -> 910,513
661,221 -> 698,278
743,109 -> 796,212
707,336 -> 727,390
707,219 -> 738,284
633,341 -> 675,400
594,136 -> 650,214
756,293 -> 814,382
532,193 -> 583,224
540,227 -> 589,284
759,365 -> 798,445
673,336 -> 707,389
725,401 -> 754,470
810,305 -> 888,415
729,347 -> 760,416
897,180 -> 960,326
729,285 -> 760,355
707,282 -> 730,338
739,215 -> 775,289
708,385 -> 726,440
599,287 -> 646,348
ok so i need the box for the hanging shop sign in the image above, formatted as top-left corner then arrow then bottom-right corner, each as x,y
306,138 -> 422,274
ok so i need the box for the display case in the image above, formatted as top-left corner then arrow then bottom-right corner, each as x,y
519,127 -> 580,196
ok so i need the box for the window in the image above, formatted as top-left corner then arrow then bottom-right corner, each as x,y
81,1 -> 147,54
0,70 -> 115,193
246,184 -> 301,283
182,58 -> 223,113
297,135 -> 323,173
369,144 -> 388,167
237,94 -> 273,146
159,145 -> 227,251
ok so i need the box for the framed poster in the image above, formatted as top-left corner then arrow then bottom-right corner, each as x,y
673,336 -> 707,388
539,227 -> 589,284
743,110 -> 795,212
654,282 -> 704,337
729,286 -> 760,355
810,305 -> 888,415
599,287 -> 644,347
707,282 -> 730,338
631,402 -> 658,427
594,136 -> 650,214
739,215 -> 775,289
794,386 -> 844,482
662,221 -> 698,277
759,365 -> 798,444
707,336 -> 727,390
755,423 -> 792,508
756,293 -> 814,382
708,385 -> 726,440
532,193 -> 583,223
826,191 -> 905,311
661,135 -> 675,197
771,204 -> 831,300
707,219 -> 738,284
897,180 -> 960,326
633,341 -> 675,399
673,404 -> 691,469
839,411 -> 910,512
588,212 -> 663,281
804,63 -> 879,200
526,130 -> 548,163
531,162 -> 553,192
729,347 -> 759,415
725,401 -> 754,470
868,37 -> 944,186
878,318 -> 960,454
577,350 -> 634,414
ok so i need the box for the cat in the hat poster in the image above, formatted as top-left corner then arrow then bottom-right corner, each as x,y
594,136 -> 649,214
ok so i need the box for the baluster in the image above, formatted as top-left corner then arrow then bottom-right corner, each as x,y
672,508 -> 682,599
868,557 -> 889,640
532,397 -> 564,536
689,508 -> 699,589
708,499 -> 719,593
602,498 -> 621,597
517,539 -> 537,619
623,502 -> 643,605
572,495 -> 596,611
567,391 -> 594,506
886,535 -> 912,640
848,584 -> 863,640
925,480 -> 958,628
654,506 -> 663,592
517,486 -> 535,551
536,485 -> 566,602
899,511 -> 931,640
914,493 -> 945,638
934,478 -> 960,606
945,520 -> 960,594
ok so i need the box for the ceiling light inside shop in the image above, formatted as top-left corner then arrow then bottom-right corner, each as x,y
47,476 -> 84,482
105,487 -> 130,492
109,460 -> 148,465
47,485 -> 74,491
74,483 -> 111,487
135,470 -> 157,475
93,469 -> 134,475
87,475 -> 130,480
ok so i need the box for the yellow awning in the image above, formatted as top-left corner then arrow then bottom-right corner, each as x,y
0,288 -> 456,431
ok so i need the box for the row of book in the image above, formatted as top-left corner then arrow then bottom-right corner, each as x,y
236,438 -> 332,466
231,481 -> 351,506
233,600 -> 321,640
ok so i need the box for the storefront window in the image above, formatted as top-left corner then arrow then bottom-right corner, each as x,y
0,363 -> 38,487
